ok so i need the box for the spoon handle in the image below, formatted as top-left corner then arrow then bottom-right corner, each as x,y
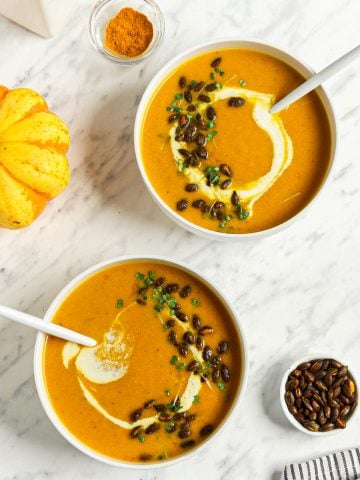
0,304 -> 96,347
270,44 -> 360,114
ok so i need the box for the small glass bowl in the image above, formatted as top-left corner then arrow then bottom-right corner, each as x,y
89,0 -> 165,65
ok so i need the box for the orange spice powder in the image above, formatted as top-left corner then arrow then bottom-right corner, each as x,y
105,7 -> 154,58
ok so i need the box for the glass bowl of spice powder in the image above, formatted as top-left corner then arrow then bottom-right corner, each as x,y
89,0 -> 164,64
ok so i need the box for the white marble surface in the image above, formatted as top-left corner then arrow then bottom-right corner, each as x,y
1,0 -> 360,478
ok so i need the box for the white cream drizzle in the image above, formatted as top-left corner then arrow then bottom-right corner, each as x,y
61,304 -> 205,429
78,373 -> 201,430
171,86 -> 293,216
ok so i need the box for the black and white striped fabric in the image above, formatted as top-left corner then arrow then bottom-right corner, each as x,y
281,449 -> 360,480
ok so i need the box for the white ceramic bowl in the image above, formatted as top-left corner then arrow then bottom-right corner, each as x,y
33,255 -> 248,468
134,39 -> 338,241
280,354 -> 359,436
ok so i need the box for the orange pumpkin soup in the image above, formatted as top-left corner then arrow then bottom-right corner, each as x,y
43,261 -> 242,463
140,49 -> 332,233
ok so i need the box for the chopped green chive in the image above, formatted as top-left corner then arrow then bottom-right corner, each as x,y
193,394 -> 200,405
206,130 -> 218,140
148,271 -> 156,280
207,120 -> 215,128
239,79 -> 247,86
219,214 -> 232,228
190,80 -> 197,87
136,272 -> 145,280
175,93 -> 184,99
170,355 -> 179,365
138,434 -> 145,443
216,381 -> 225,391
191,298 -> 201,306
215,82 -> 222,89
116,298 -> 123,308
165,388 -> 171,397
210,72 -> 215,80
176,363 -> 186,370
215,67 -> 225,76
236,204 -> 250,220
154,304 -> 164,312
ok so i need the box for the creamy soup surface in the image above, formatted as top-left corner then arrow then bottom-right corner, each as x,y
141,49 -> 332,233
43,262 -> 242,462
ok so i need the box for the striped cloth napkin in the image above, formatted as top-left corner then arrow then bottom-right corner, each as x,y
281,448 -> 360,480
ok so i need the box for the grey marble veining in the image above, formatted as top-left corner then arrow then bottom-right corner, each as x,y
1,0 -> 360,478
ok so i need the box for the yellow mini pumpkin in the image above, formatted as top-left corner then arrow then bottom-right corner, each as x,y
0,86 -> 70,229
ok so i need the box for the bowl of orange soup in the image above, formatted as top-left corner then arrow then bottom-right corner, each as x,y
34,255 -> 248,468
134,40 -> 337,240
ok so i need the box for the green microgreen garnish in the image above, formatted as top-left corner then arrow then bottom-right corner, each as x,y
206,130 -> 218,140
216,381 -> 225,391
165,422 -> 175,432
166,106 -> 182,113
149,271 -> 156,280
204,165 -> 220,185
138,434 -> 145,443
170,355 -> 179,365
219,214 -> 232,228
191,298 -> 201,306
172,404 -> 182,412
144,277 -> 153,286
193,394 -> 200,405
207,120 -> 215,128
239,79 -> 247,86
136,272 -> 145,280
210,72 -> 215,80
154,304 -> 164,312
175,93 -> 184,99
236,204 -> 250,220
116,298 -> 123,308
176,363 -> 186,370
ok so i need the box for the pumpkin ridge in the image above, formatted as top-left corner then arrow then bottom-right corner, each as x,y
0,143 -> 70,198
0,161 -> 49,199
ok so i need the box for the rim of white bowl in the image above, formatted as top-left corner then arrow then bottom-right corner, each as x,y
134,38 -> 339,241
279,353 -> 359,436
33,254 -> 249,469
